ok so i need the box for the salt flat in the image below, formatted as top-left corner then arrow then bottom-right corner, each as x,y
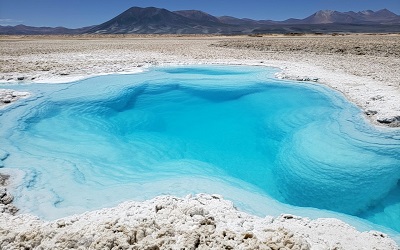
1,34 -> 399,126
0,34 -> 399,249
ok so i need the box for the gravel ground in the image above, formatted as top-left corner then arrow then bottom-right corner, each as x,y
212,34 -> 400,88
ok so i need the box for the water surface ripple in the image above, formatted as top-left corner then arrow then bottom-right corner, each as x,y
0,65 -> 399,237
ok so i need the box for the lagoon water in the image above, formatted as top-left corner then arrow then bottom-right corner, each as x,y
0,66 -> 399,236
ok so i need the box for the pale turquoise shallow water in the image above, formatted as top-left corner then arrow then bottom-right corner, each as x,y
0,65 -> 399,238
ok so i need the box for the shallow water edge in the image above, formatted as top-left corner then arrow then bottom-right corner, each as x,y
0,64 -> 399,244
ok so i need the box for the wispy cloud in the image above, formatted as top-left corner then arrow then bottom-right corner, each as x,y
0,18 -> 23,26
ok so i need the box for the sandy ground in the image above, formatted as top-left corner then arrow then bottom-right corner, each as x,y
0,34 -> 399,126
0,34 -> 399,249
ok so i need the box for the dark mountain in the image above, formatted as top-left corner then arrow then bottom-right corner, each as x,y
284,9 -> 400,25
0,24 -> 93,35
87,7 -> 231,34
173,10 -> 221,23
1,7 -> 399,35
218,16 -> 259,25
281,18 -> 302,24
301,10 -> 359,24
345,9 -> 400,24
370,8 -> 399,21
218,16 -> 275,26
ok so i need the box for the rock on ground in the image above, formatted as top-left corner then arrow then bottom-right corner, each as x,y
0,89 -> 30,108
0,174 -> 18,215
0,194 -> 397,250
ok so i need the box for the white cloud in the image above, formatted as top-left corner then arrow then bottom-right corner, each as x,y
0,18 -> 23,26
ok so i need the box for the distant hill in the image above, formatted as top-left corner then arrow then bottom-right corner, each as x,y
1,7 -> 400,35
345,9 -> 400,24
218,16 -> 276,26
283,9 -> 400,24
173,10 -> 221,24
284,10 -> 360,24
0,24 -> 93,35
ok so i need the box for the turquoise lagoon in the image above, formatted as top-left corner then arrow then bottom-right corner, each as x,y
0,65 -> 399,239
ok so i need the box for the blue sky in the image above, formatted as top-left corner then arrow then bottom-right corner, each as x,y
0,0 -> 399,28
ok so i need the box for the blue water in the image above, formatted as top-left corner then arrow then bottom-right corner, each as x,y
0,65 -> 399,238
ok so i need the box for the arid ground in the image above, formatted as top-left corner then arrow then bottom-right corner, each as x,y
1,34 -> 399,126
0,34 -> 399,249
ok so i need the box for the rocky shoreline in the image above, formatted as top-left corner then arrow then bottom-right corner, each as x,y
0,89 -> 30,109
0,194 -> 398,249
0,174 -> 18,215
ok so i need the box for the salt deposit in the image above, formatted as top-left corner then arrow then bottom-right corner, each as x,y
0,35 -> 399,249
1,34 -> 399,126
0,194 -> 397,249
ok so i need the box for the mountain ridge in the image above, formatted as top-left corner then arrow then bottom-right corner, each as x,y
87,7 -> 233,34
0,24 -> 94,35
1,7 -> 400,35
283,9 -> 400,24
